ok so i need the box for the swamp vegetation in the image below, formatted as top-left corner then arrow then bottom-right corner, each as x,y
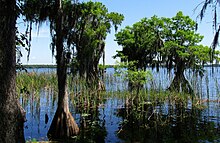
1,0 -> 220,142
16,9 -> 220,141
17,66 -> 220,142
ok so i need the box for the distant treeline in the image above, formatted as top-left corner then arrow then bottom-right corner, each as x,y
22,64 -> 220,69
22,65 -> 57,68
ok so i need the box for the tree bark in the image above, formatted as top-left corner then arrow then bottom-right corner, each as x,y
0,0 -> 25,142
47,0 -> 79,140
102,46 -> 105,80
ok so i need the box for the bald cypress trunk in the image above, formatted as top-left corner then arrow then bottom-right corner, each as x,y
102,46 -> 105,80
168,65 -> 193,94
47,0 -> 79,140
0,0 -> 25,142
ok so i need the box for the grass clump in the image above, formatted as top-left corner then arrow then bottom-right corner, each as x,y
16,72 -> 57,95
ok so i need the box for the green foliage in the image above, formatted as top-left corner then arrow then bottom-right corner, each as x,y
115,11 -> 219,75
114,11 -> 220,92
114,16 -> 163,70
114,60 -> 152,91
67,1 -> 124,82
16,72 -> 57,95
160,11 -> 213,74
26,138 -> 37,143
107,12 -> 124,31
21,0 -> 124,88
127,69 -> 152,87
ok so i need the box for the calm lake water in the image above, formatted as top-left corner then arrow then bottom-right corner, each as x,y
21,67 -> 220,142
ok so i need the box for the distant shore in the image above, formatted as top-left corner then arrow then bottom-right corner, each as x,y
22,64 -> 220,69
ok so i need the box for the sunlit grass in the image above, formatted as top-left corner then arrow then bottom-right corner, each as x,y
17,68 -> 220,142
16,72 -> 57,96
16,69 -> 214,110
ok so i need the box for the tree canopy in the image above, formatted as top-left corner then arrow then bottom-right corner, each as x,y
67,1 -> 124,85
115,11 -> 219,93
19,0 -> 124,139
114,16 -> 163,71
161,11 -> 210,72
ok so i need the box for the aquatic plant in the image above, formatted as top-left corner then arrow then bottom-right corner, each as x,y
114,61 -> 152,93
19,66 -> 220,142
16,72 -> 57,96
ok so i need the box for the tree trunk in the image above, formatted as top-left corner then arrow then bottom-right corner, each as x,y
86,58 -> 105,91
102,46 -> 105,80
47,0 -> 79,140
168,66 -> 193,94
0,0 -> 25,142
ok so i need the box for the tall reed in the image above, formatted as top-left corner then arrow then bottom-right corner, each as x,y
16,71 -> 57,96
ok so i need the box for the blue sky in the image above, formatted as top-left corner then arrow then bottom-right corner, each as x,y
18,0 -> 216,65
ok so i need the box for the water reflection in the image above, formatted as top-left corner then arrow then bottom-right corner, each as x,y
116,102 -> 220,143
19,67 -> 220,142
20,89 -> 58,141
21,88 -> 220,142
21,89 -> 121,142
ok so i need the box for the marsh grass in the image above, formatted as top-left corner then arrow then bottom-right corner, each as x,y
16,68 -> 216,111
16,72 -> 57,96
17,69 -> 216,112
18,67 -> 220,142
108,89 -> 197,109
114,89 -> 218,143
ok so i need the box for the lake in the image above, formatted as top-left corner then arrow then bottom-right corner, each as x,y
20,67 -> 220,142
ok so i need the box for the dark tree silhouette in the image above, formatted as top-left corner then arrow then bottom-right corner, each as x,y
21,0 -> 80,140
0,0 -> 25,142
47,0 -> 79,140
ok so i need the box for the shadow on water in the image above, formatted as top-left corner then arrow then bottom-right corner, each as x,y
19,67 -> 220,142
